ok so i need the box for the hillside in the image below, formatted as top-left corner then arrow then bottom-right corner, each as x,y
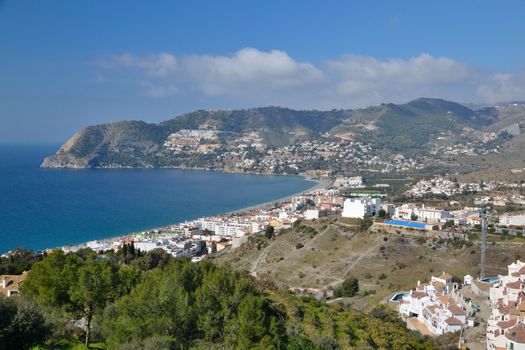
3,249 -> 439,350
42,98 -> 524,179
214,216 -> 525,311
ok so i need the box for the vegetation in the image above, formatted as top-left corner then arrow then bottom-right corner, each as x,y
0,248 -> 42,274
43,98 -> 519,180
358,216 -> 373,231
265,225 -> 275,239
13,248 -> 438,349
334,277 -> 359,298
0,296 -> 50,349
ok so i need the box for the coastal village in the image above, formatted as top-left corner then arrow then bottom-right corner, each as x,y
159,124 -> 511,175
48,175 -> 525,259
2,174 -> 525,349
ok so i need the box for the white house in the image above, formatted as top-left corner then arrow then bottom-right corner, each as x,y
381,203 -> 396,217
395,204 -> 418,220
487,260 -> 525,349
418,207 -> 452,223
399,272 -> 468,335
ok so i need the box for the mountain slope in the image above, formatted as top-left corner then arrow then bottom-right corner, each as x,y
42,98 -> 520,175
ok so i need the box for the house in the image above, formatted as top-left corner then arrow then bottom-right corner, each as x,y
381,203 -> 396,217
399,272 -> 468,335
395,203 -> 418,220
0,271 -> 28,297
487,260 -> 525,349
417,207 -> 452,223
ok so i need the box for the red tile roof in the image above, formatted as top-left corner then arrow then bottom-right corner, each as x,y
506,322 -> 525,344
448,304 -> 467,315
445,316 -> 463,326
498,319 -> 517,329
507,281 -> 523,290
412,291 -> 427,299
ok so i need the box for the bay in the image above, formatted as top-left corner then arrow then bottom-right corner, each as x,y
0,144 -> 314,252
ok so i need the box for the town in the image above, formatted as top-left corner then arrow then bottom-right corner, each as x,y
159,123 -> 512,176
2,174 -> 525,349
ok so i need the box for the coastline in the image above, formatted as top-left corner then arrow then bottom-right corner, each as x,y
225,175 -> 331,214
34,173 -> 330,254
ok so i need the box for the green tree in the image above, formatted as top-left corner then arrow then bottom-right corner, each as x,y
334,277 -> 359,297
21,250 -> 83,309
265,225 -> 275,239
377,209 -> 387,219
69,257 -> 118,346
133,248 -> 171,270
0,296 -> 51,349
444,220 -> 455,228
236,295 -> 269,349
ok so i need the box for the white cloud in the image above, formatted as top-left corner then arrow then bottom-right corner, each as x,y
110,52 -> 177,76
182,48 -> 324,95
327,53 -> 473,96
141,81 -> 178,97
98,48 -> 524,107
476,71 -> 525,103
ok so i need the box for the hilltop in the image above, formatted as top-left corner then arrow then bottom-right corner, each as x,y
42,98 -> 525,179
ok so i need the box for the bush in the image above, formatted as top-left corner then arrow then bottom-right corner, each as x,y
264,225 -> 275,239
0,296 -> 51,349
295,243 -> 304,249
358,216 -> 373,231
334,277 -> 359,297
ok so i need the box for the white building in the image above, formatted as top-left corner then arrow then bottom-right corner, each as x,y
487,260 -> 525,349
342,197 -> 381,218
399,272 -> 468,335
500,215 -> 525,227
304,209 -> 322,220
381,203 -> 396,217
133,241 -> 159,252
395,204 -> 418,220
418,207 -> 452,223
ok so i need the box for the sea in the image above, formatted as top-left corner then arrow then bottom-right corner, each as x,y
0,144 -> 315,253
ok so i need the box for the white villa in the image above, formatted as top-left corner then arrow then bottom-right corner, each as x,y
487,260 -> 525,349
399,272 -> 469,335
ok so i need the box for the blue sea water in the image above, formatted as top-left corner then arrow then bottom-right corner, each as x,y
0,144 -> 314,253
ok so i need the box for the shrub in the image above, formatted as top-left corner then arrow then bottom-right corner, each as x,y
334,277 -> 359,297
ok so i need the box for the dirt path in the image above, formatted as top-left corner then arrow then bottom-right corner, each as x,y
250,240 -> 276,276
326,241 -> 382,288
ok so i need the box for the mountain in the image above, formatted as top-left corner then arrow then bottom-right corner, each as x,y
42,98 -> 523,177
42,107 -> 349,169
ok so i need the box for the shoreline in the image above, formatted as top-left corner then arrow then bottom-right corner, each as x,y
28,173 -> 330,255
225,175 -> 331,214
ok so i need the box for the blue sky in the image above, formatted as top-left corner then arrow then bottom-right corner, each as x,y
1,0 -> 524,143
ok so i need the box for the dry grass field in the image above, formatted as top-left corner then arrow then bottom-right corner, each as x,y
215,217 -> 525,311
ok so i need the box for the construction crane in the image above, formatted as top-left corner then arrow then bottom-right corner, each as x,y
479,208 -> 488,279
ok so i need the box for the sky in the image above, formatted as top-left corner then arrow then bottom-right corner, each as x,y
1,0 -> 524,143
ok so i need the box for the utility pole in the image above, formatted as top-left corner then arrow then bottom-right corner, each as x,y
480,208 -> 488,279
